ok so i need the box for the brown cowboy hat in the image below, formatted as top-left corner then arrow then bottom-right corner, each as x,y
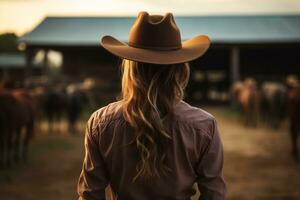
101,11 -> 211,64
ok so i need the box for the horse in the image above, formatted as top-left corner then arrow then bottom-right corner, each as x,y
231,80 -> 244,111
0,89 -> 37,168
287,85 -> 300,161
0,91 -> 16,168
43,85 -> 68,133
236,78 -> 260,127
260,82 -> 287,129
66,84 -> 85,134
28,86 -> 47,130
65,82 -> 95,134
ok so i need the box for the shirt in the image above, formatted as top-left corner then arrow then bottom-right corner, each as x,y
77,100 -> 226,200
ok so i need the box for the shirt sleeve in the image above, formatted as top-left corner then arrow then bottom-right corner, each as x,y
77,113 -> 109,200
196,119 -> 227,200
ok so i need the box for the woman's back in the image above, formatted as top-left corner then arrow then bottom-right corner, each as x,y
78,11 -> 226,200
78,100 -> 226,200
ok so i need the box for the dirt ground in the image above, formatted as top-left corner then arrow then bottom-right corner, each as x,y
1,106 -> 300,200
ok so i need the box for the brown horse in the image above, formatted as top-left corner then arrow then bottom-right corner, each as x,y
287,86 -> 300,161
231,81 -> 244,111
235,79 -> 260,127
0,89 -> 36,168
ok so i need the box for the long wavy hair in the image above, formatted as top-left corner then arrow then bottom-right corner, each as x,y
121,59 -> 190,181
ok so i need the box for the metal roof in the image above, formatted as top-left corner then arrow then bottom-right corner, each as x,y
0,53 -> 26,68
19,15 -> 300,46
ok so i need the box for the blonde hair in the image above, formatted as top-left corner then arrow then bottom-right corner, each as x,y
121,59 -> 190,181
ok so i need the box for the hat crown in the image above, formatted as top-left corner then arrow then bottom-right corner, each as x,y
128,12 -> 182,50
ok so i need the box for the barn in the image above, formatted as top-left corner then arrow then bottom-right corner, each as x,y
19,15 -> 300,104
0,52 -> 42,88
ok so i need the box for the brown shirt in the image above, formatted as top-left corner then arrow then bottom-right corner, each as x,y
77,100 -> 226,200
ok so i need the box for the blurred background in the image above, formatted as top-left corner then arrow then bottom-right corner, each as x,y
1,0 -> 300,199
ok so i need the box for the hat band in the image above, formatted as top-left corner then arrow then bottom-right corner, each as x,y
128,42 -> 182,51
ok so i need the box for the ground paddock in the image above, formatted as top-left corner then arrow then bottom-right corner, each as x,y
0,106 -> 300,200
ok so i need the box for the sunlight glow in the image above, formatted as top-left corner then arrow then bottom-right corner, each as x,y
0,0 -> 300,35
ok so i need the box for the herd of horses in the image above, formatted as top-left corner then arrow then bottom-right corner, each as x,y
232,77 -> 300,161
0,80 -> 94,169
1,76 -> 300,169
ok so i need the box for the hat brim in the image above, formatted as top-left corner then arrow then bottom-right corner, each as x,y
100,35 -> 210,65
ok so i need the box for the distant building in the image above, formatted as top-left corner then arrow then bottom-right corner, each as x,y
0,53 -> 41,87
19,15 -> 300,103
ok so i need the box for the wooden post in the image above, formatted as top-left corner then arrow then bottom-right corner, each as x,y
230,46 -> 240,83
229,46 -> 241,108
43,49 -> 49,75
25,47 -> 33,78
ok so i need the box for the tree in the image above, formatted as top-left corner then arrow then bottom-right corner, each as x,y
0,33 -> 18,52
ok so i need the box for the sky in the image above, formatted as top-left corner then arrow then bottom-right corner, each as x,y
0,0 -> 300,36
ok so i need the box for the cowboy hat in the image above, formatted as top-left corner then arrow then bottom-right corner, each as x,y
101,11 -> 210,64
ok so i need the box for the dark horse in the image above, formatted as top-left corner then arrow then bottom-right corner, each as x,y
287,86 -> 300,162
43,86 -> 67,133
0,90 -> 36,168
66,90 -> 85,134
261,82 -> 287,129
66,84 -> 92,134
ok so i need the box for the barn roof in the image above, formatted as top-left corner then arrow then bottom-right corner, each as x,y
0,53 -> 26,68
19,15 -> 300,46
